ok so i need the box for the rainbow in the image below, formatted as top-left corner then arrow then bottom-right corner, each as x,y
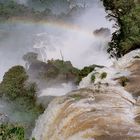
3,17 -> 94,38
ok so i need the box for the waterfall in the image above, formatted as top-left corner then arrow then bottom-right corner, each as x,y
31,0 -> 114,68
31,50 -> 140,140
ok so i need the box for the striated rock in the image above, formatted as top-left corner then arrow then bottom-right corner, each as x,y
125,60 -> 140,97
32,85 -> 140,140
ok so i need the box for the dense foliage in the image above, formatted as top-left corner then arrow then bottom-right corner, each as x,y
25,56 -> 80,84
0,124 -> 36,140
47,59 -> 79,79
101,0 -> 140,57
0,1 -> 33,19
0,65 -> 37,100
0,66 -> 43,139
0,66 -> 28,99
0,124 -> 25,140
0,0 -> 86,21
77,65 -> 104,84
0,0 -> 51,21
0,65 -> 44,110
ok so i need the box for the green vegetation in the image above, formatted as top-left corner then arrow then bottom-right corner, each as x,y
119,76 -> 129,87
90,72 -> 107,83
0,0 -> 83,21
23,52 -> 38,63
91,74 -> 96,83
0,65 -> 37,100
26,57 -> 104,85
0,123 -> 25,140
25,57 -> 105,85
0,65 -> 43,139
23,54 -> 80,83
100,72 -> 107,79
44,59 -> 79,81
0,1 -> 31,19
70,94 -> 83,101
101,0 -> 140,57
0,123 -> 36,140
0,0 -> 47,21
77,65 -> 103,84
0,66 -> 28,99
47,59 -> 79,78
0,65 -> 44,111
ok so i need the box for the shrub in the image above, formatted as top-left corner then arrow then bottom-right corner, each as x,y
91,74 -> 96,83
0,66 -> 44,140
101,0 -> 140,57
70,94 -> 83,101
0,66 -> 28,99
100,72 -> 107,79
0,65 -> 44,112
23,52 -> 38,63
119,76 -> 129,87
0,123 -> 25,140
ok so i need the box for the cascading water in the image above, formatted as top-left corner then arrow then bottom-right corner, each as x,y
1,0 -> 140,140
0,0 -> 113,80
32,0 -> 114,68
32,49 -> 140,140
33,28 -> 112,68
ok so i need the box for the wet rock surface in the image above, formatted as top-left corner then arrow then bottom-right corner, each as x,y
32,85 -> 140,140
125,60 -> 140,98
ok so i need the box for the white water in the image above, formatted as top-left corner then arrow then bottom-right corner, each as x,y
33,30 -> 112,68
40,83 -> 76,97
32,0 -> 114,68
79,66 -> 130,88
3,1 -> 140,139
30,0 -> 114,98
0,0 -> 114,81
32,49 -> 140,140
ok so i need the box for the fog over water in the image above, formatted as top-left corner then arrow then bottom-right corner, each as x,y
0,0 -> 114,80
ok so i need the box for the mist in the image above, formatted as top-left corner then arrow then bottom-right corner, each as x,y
33,0 -> 114,69
0,0 -> 114,96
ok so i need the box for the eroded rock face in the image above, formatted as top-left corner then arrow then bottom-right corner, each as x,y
32,85 -> 140,140
125,60 -> 140,97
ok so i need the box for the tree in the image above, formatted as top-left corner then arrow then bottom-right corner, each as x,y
23,52 -> 38,63
120,5 -> 140,54
0,66 -> 28,99
101,0 -> 135,18
101,0 -> 136,58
